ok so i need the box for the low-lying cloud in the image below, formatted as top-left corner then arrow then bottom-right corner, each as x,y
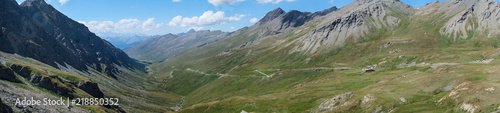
168,10 -> 245,27
256,0 -> 296,4
208,0 -> 246,6
78,18 -> 163,33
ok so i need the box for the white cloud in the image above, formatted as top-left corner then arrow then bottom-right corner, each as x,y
250,18 -> 259,23
330,0 -> 333,3
79,18 -> 163,33
188,26 -> 204,31
59,0 -> 69,6
168,11 -> 245,27
256,0 -> 296,4
172,0 -> 181,2
208,0 -> 245,6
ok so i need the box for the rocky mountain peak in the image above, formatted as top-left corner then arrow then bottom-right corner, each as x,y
256,6 -> 338,30
187,29 -> 196,33
354,0 -> 375,4
258,7 -> 286,25
164,33 -> 178,37
21,0 -> 48,7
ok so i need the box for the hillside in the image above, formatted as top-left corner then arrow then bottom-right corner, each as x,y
138,0 -> 500,112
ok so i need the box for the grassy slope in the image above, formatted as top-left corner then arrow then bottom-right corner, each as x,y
0,52 -> 111,112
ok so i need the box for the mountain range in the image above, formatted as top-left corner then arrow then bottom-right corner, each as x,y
124,30 -> 229,62
96,32 -> 157,50
3,0 -> 500,112
94,29 -> 196,50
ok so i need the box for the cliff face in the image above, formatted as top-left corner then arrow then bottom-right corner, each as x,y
0,0 -> 143,78
436,0 -> 500,39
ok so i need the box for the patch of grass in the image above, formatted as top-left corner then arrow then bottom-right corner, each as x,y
163,70 -> 219,95
394,92 -> 456,113
6,61 -> 88,83
472,75 -> 485,81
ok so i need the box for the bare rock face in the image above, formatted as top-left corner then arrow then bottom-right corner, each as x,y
0,64 -> 21,83
0,98 -> 13,113
291,0 -> 411,54
437,0 -> 500,39
75,81 -> 104,98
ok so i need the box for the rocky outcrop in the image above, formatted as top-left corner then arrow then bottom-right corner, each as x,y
0,98 -> 13,113
104,105 -> 126,113
8,64 -> 106,99
9,64 -> 76,98
0,64 -> 21,83
318,92 -> 354,112
75,81 -> 104,98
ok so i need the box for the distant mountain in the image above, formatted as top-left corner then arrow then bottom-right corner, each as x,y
102,29 -> 198,50
125,30 -> 229,62
177,29 -> 196,36
96,32 -> 157,50
0,0 -> 142,78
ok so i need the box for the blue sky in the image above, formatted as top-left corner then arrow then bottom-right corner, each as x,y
15,0 -> 450,36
